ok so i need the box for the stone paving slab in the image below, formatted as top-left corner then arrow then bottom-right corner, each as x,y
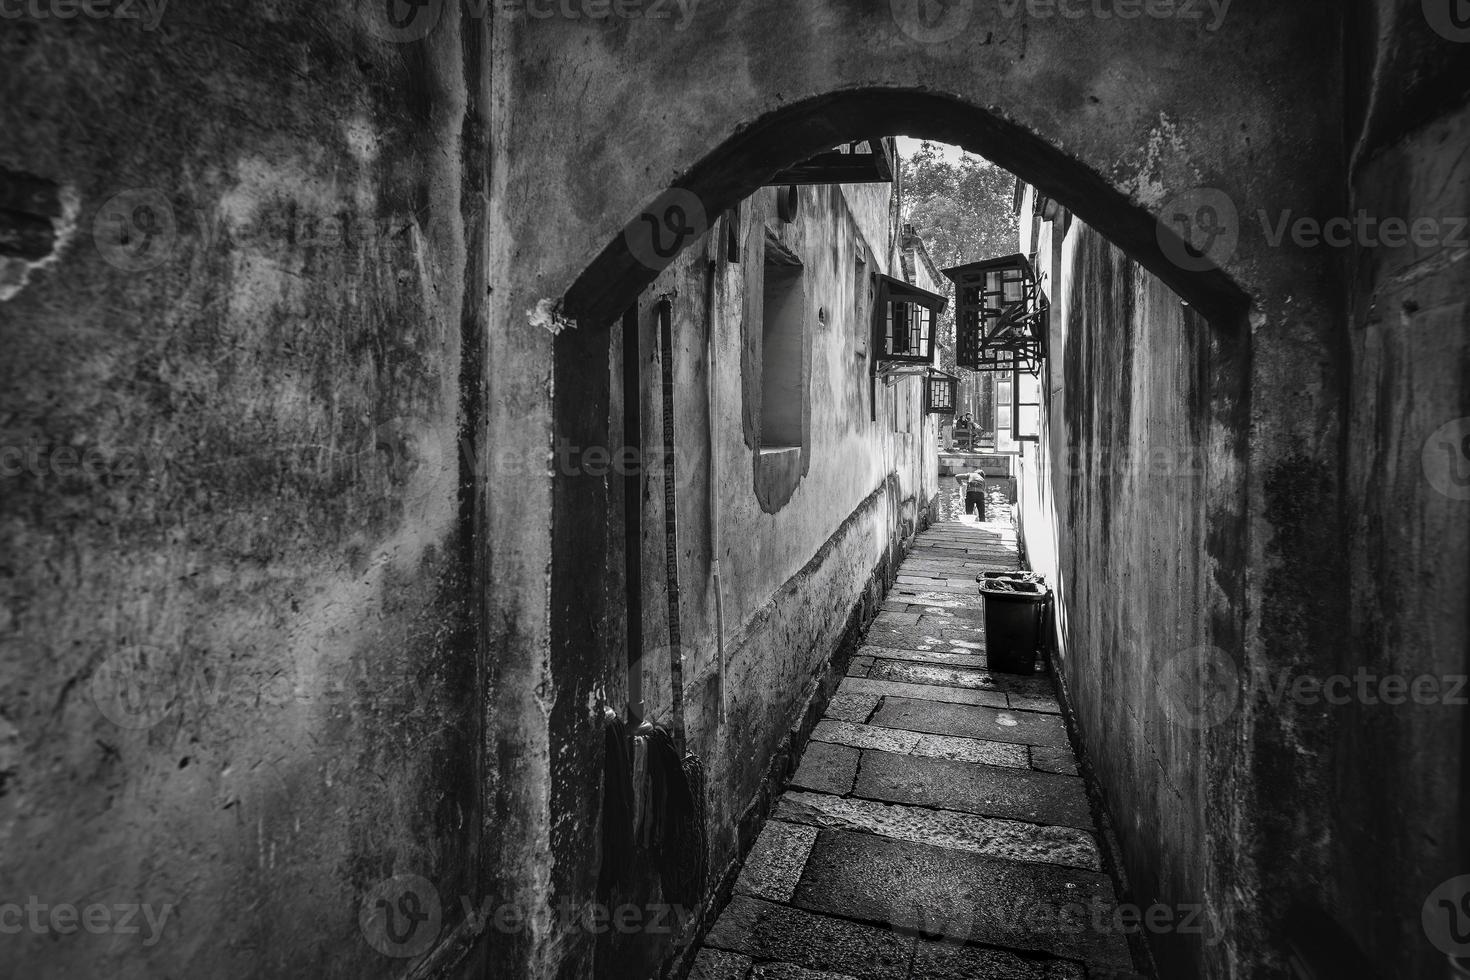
846,655 -> 873,677
870,659 -> 996,689
735,820 -> 819,903
824,691 -> 880,723
893,581 -> 983,595
891,591 -> 985,606
811,719 -> 1025,768
839,676 -> 1009,709
702,896 -> 915,980
897,575 -> 980,588
873,611 -> 921,626
912,730 -> 1032,767
776,791 -> 1102,871
908,549 -> 1016,561
989,674 -> 1059,700
929,628 -> 987,643
928,615 -> 986,634
871,697 -> 1071,749
791,741 -> 859,795
901,604 -> 987,622
909,940 -> 1085,980
903,591 -> 989,604
751,964 -> 862,980
853,749 -> 1094,829
932,637 -> 987,654
1030,746 -> 1080,776
909,555 -> 1016,564
792,830 -> 1132,970
864,629 -> 990,657
857,644 -> 987,669
900,561 -> 992,573
865,636 -> 987,658
692,948 -> 754,980
811,719 -> 921,754
1010,693 -> 1062,715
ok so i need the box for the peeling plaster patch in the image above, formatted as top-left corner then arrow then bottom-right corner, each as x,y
215,155 -> 342,230
1125,114 -> 1195,209
0,181 -> 79,302
342,116 -> 381,165
587,682 -> 610,717
528,297 -> 574,335
341,117 -> 384,213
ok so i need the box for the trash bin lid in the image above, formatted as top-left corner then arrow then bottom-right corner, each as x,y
976,571 -> 1046,584
977,579 -> 1051,598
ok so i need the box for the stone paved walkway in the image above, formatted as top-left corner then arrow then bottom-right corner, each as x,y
689,513 -> 1143,980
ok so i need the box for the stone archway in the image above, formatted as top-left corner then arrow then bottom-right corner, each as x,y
491,6 -> 1346,977
561,88 -> 1251,326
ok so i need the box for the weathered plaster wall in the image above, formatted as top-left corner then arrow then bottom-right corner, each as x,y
636,180 -> 918,691
1020,47 -> 1469,972
1019,208 -> 1246,979
1337,4 -> 1469,975
606,178 -> 937,971
1,4 -> 493,978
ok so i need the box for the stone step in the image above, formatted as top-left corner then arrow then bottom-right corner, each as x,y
870,696 -> 1071,750
776,790 -> 1103,872
852,748 -> 1093,829
791,830 -> 1132,970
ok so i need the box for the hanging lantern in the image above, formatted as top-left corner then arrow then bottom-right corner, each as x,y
942,253 -> 1048,373
925,370 -> 959,415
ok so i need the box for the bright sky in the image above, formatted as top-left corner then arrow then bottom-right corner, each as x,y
895,136 -> 981,164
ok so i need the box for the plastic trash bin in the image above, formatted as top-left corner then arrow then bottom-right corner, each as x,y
979,578 -> 1052,674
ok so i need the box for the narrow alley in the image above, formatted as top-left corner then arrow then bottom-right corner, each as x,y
692,506 -> 1138,980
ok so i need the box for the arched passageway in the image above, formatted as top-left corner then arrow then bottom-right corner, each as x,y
560,89 -> 1250,325
547,90 -> 1256,976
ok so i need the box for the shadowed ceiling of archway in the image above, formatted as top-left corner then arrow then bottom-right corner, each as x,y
563,90 -> 1249,325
